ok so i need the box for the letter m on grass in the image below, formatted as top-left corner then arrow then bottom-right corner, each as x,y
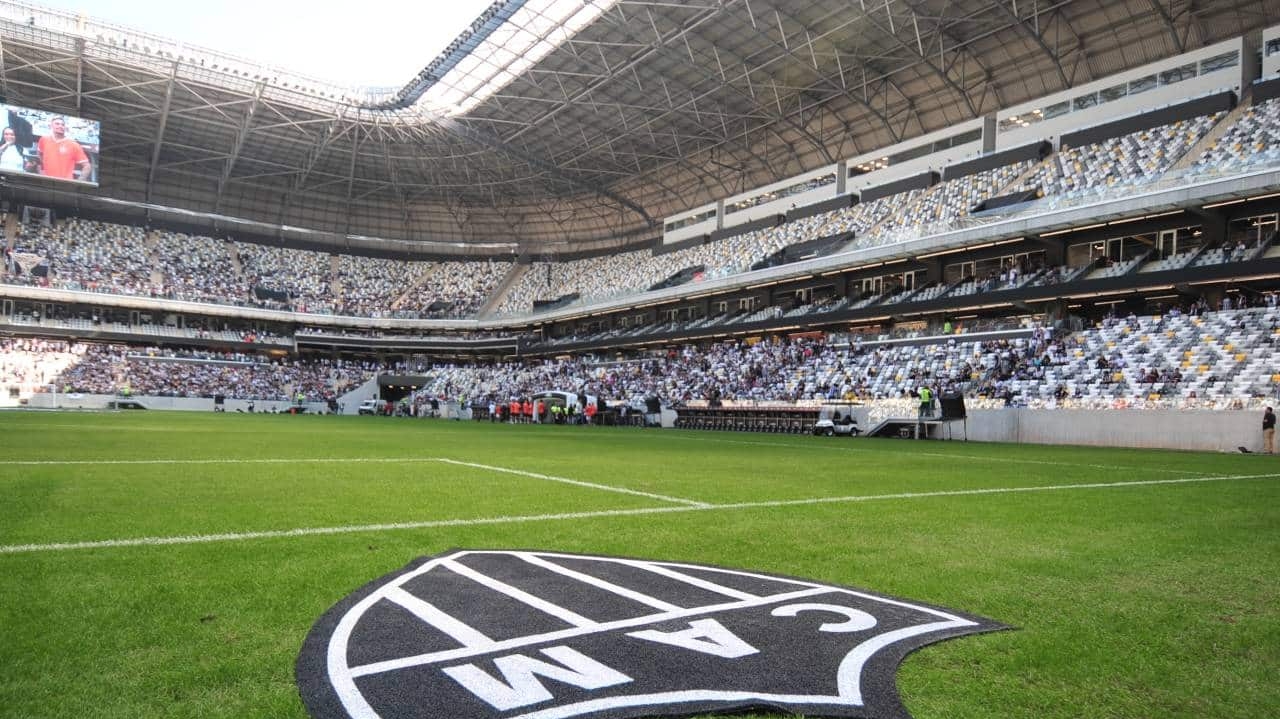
443,646 -> 632,710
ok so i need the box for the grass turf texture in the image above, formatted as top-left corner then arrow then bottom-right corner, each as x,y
1,411 -> 1277,719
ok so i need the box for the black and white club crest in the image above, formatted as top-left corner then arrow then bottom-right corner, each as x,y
297,549 -> 1006,719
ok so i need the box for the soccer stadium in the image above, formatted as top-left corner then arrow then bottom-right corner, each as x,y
1,1 -> 1279,718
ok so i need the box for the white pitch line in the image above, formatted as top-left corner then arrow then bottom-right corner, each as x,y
0,508 -> 697,555
432,458 -> 709,508
1,472 -> 1274,555
0,455 -> 710,507
0,457 -> 439,466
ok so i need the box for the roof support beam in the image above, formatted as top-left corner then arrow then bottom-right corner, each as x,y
0,36 -> 8,99
343,113 -> 361,234
381,132 -> 412,237
856,1 -> 980,118
1146,0 -> 1186,53
277,109 -> 348,224
446,118 -> 654,226
504,1 -> 732,145
752,6 -> 908,148
74,37 -> 84,115
213,81 -> 266,212
144,61 -> 179,204
293,112 -> 347,192
652,34 -> 835,167
562,0 -> 947,176
994,0 -> 1071,91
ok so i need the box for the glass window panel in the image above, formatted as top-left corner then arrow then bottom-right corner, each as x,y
1129,75 -> 1157,94
1200,51 -> 1238,73
1100,84 -> 1128,103
1042,101 -> 1070,119
1158,63 -> 1196,85
1073,93 -> 1099,111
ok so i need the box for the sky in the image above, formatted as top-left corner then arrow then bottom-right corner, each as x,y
29,0 -> 496,88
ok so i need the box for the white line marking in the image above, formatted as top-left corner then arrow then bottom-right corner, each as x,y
0,458 -> 440,466
3,423 -> 210,432
0,456 -> 709,507
349,586 -> 836,678
624,562 -> 759,601
442,558 -> 597,628
432,458 -> 710,507
514,552 -> 684,613
384,588 -> 495,650
655,434 -> 1209,474
2,473 -> 1274,555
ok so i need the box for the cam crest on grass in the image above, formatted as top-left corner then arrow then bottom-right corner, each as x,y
296,549 -> 1007,719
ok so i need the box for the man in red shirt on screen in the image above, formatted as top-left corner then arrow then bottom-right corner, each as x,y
38,117 -> 92,181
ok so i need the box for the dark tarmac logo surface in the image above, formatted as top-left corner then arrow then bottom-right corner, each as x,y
297,549 -> 1007,719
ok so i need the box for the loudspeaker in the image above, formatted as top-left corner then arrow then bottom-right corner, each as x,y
940,394 -> 966,420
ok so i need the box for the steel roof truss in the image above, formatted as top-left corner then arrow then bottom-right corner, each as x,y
214,80 -> 266,211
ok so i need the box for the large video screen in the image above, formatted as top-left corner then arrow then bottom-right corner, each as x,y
0,104 -> 99,186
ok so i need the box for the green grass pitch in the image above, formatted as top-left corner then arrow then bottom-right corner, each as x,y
1,411 -> 1277,719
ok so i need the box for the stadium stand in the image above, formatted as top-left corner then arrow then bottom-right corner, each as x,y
404,260 -> 512,318
335,254 -> 433,317
151,230 -> 244,304
865,160 -> 1034,244
1,19 -> 1278,438
11,218 -> 152,295
0,118 -> 1267,319
0,337 -> 86,401
392,304 -> 1279,413
1017,114 -> 1223,201
823,189 -> 925,247
1192,96 -> 1280,173
46,343 -> 372,401
235,241 -> 333,313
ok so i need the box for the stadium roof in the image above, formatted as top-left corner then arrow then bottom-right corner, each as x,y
0,0 -> 1273,251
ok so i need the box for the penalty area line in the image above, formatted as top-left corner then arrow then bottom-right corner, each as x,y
431,458 -> 709,508
0,456 -> 708,508
1,472 -> 1275,555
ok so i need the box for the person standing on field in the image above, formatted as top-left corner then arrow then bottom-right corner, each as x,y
1263,406 -> 1275,454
